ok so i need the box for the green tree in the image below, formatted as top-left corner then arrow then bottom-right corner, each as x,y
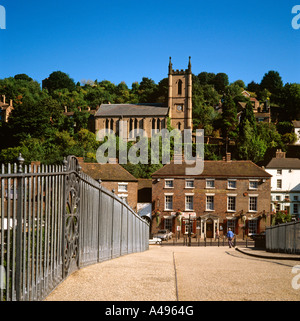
260,70 -> 283,95
212,73 -> 229,93
42,71 -> 76,94
220,95 -> 238,139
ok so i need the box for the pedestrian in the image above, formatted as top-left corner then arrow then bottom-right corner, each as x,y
227,228 -> 235,248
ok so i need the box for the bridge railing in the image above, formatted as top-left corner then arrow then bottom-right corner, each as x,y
266,220 -> 300,254
0,155 -> 149,301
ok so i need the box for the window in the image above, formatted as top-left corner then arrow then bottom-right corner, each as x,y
249,196 -> 258,212
206,179 -> 215,189
249,180 -> 258,189
118,194 -> 128,204
164,218 -> 173,231
227,219 -> 236,232
118,183 -> 128,192
277,169 -> 282,175
185,195 -> 194,211
277,179 -> 282,189
178,80 -> 182,95
185,180 -> 194,188
294,196 -> 298,201
275,195 -> 281,201
227,196 -> 236,212
294,204 -> 299,214
165,195 -> 173,210
228,180 -> 236,189
248,220 -> 258,235
206,196 -> 214,211
165,179 -> 174,188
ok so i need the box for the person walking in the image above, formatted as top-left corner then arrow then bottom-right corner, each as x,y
227,228 -> 235,248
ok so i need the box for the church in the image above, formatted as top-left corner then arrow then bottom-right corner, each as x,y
94,57 -> 193,139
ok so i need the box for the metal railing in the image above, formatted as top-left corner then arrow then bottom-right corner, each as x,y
0,155 -> 149,301
266,221 -> 300,254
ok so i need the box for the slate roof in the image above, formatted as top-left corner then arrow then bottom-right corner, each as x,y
79,162 -> 138,182
266,158 -> 300,170
95,103 -> 169,117
152,160 -> 271,178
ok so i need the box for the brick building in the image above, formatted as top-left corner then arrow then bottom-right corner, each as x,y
0,95 -> 13,122
77,158 -> 138,211
151,154 -> 271,239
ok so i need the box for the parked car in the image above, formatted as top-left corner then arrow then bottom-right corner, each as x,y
156,229 -> 173,241
149,237 -> 162,245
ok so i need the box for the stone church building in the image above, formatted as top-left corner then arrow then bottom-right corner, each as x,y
94,57 -> 193,139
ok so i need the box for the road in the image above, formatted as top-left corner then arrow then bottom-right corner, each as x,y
45,245 -> 300,301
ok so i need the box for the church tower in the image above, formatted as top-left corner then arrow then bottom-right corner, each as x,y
168,57 -> 193,130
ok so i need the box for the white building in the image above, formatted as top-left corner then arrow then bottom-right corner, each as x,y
292,121 -> 300,145
265,150 -> 300,218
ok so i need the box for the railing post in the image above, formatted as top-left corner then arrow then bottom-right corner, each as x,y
16,153 -> 24,301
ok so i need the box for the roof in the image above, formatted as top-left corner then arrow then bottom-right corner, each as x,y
152,160 -> 271,178
79,162 -> 138,182
95,103 -> 169,117
266,158 -> 300,170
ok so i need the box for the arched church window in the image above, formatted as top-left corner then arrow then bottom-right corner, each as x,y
178,80 -> 182,95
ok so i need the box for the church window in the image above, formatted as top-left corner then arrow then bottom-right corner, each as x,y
178,80 -> 182,95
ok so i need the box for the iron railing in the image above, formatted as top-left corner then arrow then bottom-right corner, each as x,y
0,155 -> 149,301
266,221 -> 300,254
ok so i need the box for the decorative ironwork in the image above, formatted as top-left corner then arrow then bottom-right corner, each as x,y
63,156 -> 81,276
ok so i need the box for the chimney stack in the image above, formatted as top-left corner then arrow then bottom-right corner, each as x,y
276,149 -> 286,159
226,152 -> 231,162
2,95 -> 5,104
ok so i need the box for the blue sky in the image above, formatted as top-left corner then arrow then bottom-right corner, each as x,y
0,0 -> 299,87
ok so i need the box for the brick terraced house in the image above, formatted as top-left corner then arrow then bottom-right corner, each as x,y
151,153 -> 271,239
77,158 -> 138,211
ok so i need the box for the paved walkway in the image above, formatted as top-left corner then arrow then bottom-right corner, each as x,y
45,246 -> 300,301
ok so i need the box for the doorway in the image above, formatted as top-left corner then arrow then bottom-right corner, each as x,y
206,219 -> 213,238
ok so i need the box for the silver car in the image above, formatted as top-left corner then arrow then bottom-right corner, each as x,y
156,229 -> 172,241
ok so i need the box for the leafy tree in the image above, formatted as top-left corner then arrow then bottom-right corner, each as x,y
7,98 -> 52,144
247,81 -> 260,93
212,73 -> 229,93
260,70 -> 283,95
197,72 -> 216,86
236,120 -> 267,163
232,80 -> 245,89
14,74 -> 33,82
220,95 -> 238,139
280,83 -> 300,121
42,71 -> 76,94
